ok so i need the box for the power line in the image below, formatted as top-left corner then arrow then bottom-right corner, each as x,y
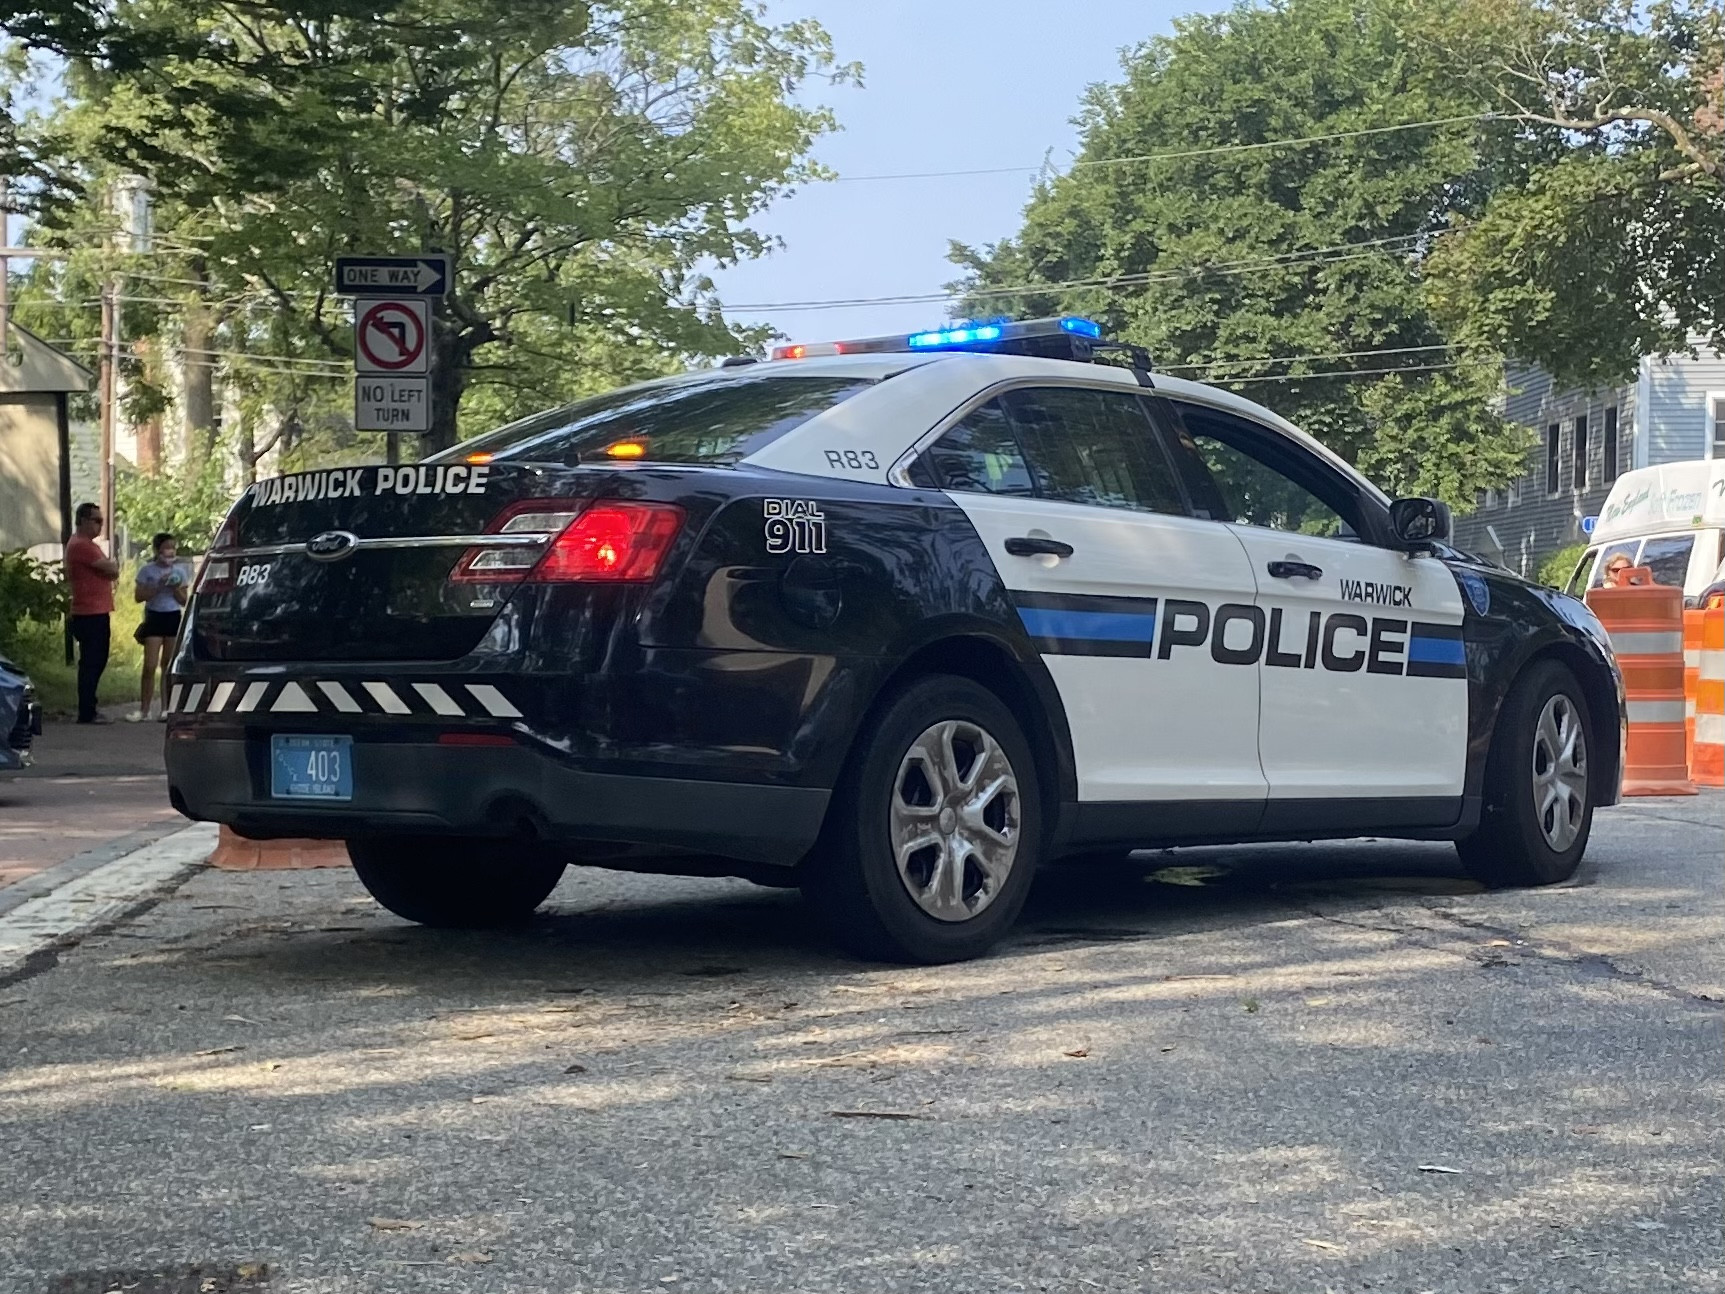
830,113 -> 1497,183
1207,360 -> 1492,386
727,234 -> 1429,313
1164,343 -> 1458,374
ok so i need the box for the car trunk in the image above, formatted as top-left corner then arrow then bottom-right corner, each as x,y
194,462 -> 565,662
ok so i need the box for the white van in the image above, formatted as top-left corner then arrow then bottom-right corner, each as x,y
1565,460 -> 1725,604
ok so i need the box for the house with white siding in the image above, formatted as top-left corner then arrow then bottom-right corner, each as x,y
1451,344 -> 1725,576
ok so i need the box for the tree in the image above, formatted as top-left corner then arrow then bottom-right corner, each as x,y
948,0 -> 1545,507
16,0 -> 852,456
1414,0 -> 1724,389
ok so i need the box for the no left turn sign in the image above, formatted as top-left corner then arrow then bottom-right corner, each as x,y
354,297 -> 430,375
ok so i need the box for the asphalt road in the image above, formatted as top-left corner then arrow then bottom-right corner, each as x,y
2,795 -> 1720,1294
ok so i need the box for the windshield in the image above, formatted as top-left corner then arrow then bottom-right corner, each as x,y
429,372 -> 876,467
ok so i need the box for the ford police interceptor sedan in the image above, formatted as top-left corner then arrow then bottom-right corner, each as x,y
164,317 -> 1623,963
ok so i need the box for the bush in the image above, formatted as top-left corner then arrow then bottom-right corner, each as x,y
1537,542 -> 1590,591
0,549 -> 69,638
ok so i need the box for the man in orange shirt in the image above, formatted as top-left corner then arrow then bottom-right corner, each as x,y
65,501 -> 121,724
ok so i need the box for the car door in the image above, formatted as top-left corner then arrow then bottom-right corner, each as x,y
919,384 -> 1266,806
1158,398 -> 1468,825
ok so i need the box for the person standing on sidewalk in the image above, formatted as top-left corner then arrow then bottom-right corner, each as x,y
65,502 -> 120,725
128,532 -> 187,723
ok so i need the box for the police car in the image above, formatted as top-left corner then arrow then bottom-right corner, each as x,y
164,317 -> 1623,963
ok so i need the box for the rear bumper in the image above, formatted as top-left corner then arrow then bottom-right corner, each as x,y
165,736 -> 829,867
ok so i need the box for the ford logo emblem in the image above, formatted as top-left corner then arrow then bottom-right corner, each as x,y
305,530 -> 360,562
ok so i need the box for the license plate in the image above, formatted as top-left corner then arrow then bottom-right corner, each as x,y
270,734 -> 354,801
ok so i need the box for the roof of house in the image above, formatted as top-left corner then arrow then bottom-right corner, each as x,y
0,321 -> 93,395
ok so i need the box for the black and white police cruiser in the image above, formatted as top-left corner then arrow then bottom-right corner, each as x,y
165,317 -> 1624,963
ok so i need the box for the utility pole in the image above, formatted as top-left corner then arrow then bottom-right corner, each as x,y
0,176 -> 11,362
99,280 -> 115,545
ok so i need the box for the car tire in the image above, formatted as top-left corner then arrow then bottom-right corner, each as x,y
347,836 -> 567,928
802,674 -> 1042,964
1456,659 -> 1595,888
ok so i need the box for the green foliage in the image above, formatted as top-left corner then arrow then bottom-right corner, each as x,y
13,0 -> 855,459
0,549 -> 70,639
1414,0 -> 1724,386
114,449 -> 236,550
948,0 -> 1527,507
1538,541 -> 1591,591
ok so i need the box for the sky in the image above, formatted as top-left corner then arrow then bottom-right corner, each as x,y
707,0 -> 1222,348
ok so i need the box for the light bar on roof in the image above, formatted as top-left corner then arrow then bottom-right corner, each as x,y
908,324 -> 1003,349
770,315 -> 1108,363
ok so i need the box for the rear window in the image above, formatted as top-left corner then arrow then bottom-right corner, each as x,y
432,373 -> 875,467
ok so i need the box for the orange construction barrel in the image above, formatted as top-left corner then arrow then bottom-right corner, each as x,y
1684,609 -> 1704,764
1587,571 -> 1696,796
1694,607 -> 1724,788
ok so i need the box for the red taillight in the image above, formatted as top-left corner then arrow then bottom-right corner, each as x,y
197,557 -> 235,594
451,499 -> 683,586
537,502 -> 683,582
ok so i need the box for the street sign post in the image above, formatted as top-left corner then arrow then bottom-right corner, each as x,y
334,255 -> 451,297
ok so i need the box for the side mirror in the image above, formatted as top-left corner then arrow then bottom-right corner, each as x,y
1388,496 -> 1451,549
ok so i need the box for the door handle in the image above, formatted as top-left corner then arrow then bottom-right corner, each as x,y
1005,536 -> 1075,559
1267,559 -> 1323,580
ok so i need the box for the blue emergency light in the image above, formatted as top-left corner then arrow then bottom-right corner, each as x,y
771,315 -> 1111,363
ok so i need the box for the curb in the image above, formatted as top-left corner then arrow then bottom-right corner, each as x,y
0,822 -> 218,977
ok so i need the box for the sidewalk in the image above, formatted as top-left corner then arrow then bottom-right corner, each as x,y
0,708 -> 181,894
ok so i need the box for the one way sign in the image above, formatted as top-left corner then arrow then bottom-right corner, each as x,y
333,254 -> 451,297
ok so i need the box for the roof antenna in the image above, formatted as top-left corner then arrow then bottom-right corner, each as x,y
1087,338 -> 1156,389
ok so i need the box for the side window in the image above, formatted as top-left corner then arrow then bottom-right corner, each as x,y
999,387 -> 1187,515
1163,403 -> 1359,539
1640,534 -> 1694,587
921,400 -> 1035,496
1589,540 -> 1640,588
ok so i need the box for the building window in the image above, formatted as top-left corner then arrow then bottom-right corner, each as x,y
1603,407 -> 1619,484
1546,423 -> 1561,495
1710,394 -> 1725,460
1507,474 -> 1521,506
1572,414 -> 1589,489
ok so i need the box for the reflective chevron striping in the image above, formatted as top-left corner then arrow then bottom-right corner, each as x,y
175,677 -> 516,719
273,681 -> 318,713
317,681 -> 362,713
413,682 -> 466,716
363,681 -> 412,715
465,684 -> 522,718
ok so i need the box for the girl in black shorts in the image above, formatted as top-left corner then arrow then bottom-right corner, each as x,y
129,532 -> 189,722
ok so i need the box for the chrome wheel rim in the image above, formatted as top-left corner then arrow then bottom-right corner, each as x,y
890,719 -> 1021,922
1531,693 -> 1588,852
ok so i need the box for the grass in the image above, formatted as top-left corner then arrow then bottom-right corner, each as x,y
2,596 -> 148,717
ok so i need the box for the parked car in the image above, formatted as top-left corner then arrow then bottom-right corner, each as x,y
0,653 -> 43,771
